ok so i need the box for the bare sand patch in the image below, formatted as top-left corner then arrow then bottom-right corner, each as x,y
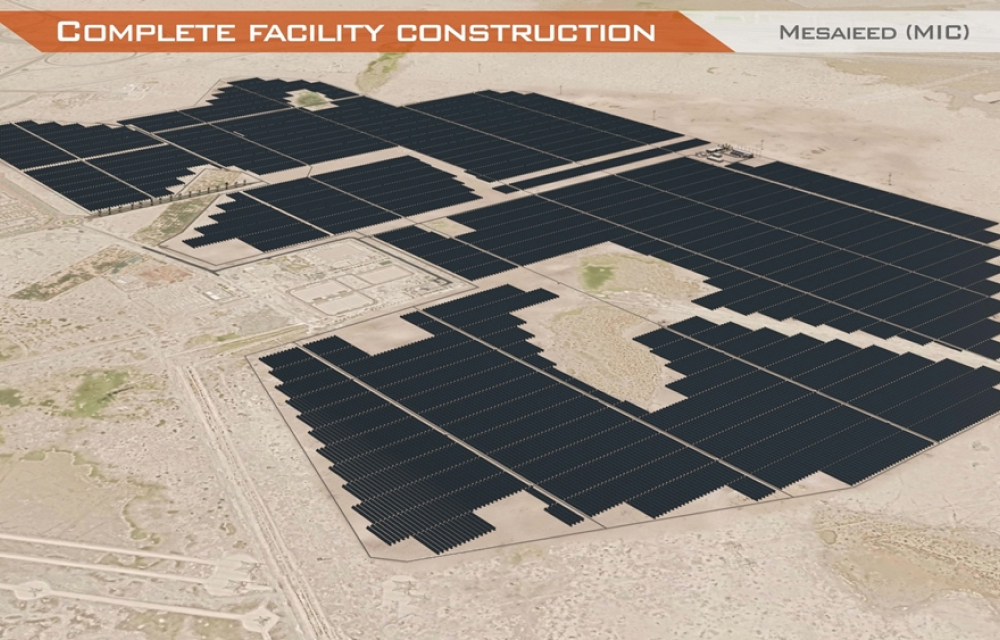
315,292 -> 372,315
358,264 -> 409,285
10,246 -> 143,301
424,217 -> 477,237
333,314 -> 435,356
517,298 -> 684,411
817,505 -> 1000,609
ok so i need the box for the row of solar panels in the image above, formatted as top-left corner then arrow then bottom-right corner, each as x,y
6,74 -> 995,309
0,122 -> 212,209
263,285 -> 1000,552
0,79 -> 368,210
3,77 -> 997,287
375,156 -> 1000,358
183,156 -> 481,251
184,194 -> 326,252
732,161 -> 1000,243
0,78 -> 695,211
121,78 -> 356,133
265,347 -> 520,554
131,80 -> 684,186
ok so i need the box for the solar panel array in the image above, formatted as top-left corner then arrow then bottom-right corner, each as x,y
89,145 -> 209,196
263,283 -> 1000,553
8,78 -> 999,555
118,110 -> 205,135
123,84 -> 286,133
378,156 -> 1000,358
184,193 -> 327,252
245,179 -> 396,235
0,123 -> 77,170
312,97 -> 568,181
262,346 -> 522,555
636,317 -> 1000,484
157,124 -> 303,175
661,138 -> 711,153
311,156 -> 480,215
16,121 -> 158,157
731,161 -> 1000,243
184,156 -> 481,250
27,162 -> 148,210
376,226 -> 516,281
6,67 -> 996,315
15,79 -> 671,210
229,77 -> 357,102
263,286 -> 779,553
477,90 -> 681,144
212,109 -> 392,165
410,93 -> 661,161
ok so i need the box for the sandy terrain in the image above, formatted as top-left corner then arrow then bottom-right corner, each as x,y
2,0 -> 1000,638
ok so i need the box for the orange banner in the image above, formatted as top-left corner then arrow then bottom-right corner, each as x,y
0,11 -> 731,53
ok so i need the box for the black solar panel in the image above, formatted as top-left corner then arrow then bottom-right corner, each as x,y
731,161 -> 1000,243
89,145 -> 211,196
642,317 -> 1000,454
246,178 -> 396,234
27,161 -> 147,210
259,278 -> 1000,555
478,91 -> 681,144
9,80 -> 997,363
661,138 -> 710,153
121,85 -> 287,133
364,157 -> 1000,355
213,109 -> 391,165
6,80 -> 1000,555
120,110 -> 203,133
157,124 -> 303,175
376,226 -> 515,280
273,288 -> 792,541
179,84 -> 289,124
184,193 -> 327,252
312,156 -> 480,215
312,97 -> 568,181
263,348 -> 530,554
17,121 -> 158,158
0,123 -> 76,169
410,93 -> 649,161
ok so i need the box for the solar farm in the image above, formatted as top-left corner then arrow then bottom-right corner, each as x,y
5,77 -> 1000,560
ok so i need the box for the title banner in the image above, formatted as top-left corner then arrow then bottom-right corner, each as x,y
1,11 -> 999,53
0,11 -> 728,53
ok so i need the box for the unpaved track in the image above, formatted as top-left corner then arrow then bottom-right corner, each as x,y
179,363 -> 346,640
